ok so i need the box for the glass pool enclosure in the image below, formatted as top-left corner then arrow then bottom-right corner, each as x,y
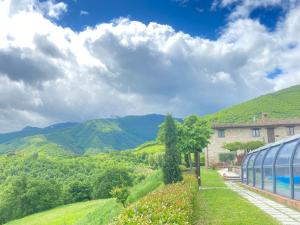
241,134 -> 300,200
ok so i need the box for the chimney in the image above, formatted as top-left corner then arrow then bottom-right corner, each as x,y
261,112 -> 269,121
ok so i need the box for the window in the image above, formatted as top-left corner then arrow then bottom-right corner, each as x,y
252,128 -> 260,137
287,127 -> 295,136
218,129 -> 225,138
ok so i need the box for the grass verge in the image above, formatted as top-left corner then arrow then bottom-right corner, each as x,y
193,169 -> 280,225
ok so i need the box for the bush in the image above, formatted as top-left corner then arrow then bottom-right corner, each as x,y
147,153 -> 164,169
111,186 -> 130,207
92,168 -> 133,199
219,152 -> 235,163
115,175 -> 197,225
65,181 -> 92,203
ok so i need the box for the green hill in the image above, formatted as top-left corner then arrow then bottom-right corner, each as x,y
5,199 -> 117,225
133,141 -> 165,154
5,171 -> 163,225
0,114 -> 166,155
205,85 -> 300,124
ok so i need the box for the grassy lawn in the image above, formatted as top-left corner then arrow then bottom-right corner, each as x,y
193,169 -> 280,225
6,199 -> 116,225
127,170 -> 163,203
6,170 -> 163,225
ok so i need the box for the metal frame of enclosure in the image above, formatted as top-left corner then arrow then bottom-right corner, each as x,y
241,134 -> 300,200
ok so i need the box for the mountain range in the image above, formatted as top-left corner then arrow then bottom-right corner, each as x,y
1,85 -> 300,155
0,114 -> 166,155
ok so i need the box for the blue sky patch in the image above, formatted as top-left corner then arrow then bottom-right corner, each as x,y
266,67 -> 283,79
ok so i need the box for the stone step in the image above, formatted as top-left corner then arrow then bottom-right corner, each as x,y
224,176 -> 241,182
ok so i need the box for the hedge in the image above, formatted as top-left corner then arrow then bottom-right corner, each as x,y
114,175 -> 197,225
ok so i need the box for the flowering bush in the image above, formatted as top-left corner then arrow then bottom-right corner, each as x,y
114,175 -> 197,225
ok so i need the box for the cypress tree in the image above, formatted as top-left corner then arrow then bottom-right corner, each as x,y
162,114 -> 182,184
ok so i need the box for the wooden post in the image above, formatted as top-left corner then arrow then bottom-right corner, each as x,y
195,151 -> 201,189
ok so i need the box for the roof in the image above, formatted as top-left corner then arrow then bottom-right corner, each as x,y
212,118 -> 300,129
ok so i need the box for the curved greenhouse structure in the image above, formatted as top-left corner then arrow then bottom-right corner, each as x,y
241,134 -> 300,199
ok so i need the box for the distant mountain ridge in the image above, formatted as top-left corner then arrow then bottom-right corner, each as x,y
206,85 -> 300,124
0,114 -> 166,155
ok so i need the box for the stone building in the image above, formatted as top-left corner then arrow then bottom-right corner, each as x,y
205,115 -> 300,167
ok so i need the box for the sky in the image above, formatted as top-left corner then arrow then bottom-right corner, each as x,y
0,0 -> 300,132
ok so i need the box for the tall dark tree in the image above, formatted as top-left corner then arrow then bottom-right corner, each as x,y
162,114 -> 182,184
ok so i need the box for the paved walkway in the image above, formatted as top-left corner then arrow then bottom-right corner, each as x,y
227,182 -> 300,225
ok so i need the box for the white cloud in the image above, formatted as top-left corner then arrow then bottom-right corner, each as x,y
0,0 -> 300,132
39,0 -> 67,19
80,10 -> 89,16
214,0 -> 299,19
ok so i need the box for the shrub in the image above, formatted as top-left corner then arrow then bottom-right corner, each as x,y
65,181 -> 92,203
92,168 -> 133,199
219,152 -> 235,163
115,175 -> 197,225
111,186 -> 130,207
147,153 -> 164,169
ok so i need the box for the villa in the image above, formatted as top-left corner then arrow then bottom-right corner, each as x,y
205,113 -> 300,167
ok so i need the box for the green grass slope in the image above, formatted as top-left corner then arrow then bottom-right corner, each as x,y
133,141 -> 165,154
5,199 -> 116,225
206,85 -> 300,124
5,170 -> 164,225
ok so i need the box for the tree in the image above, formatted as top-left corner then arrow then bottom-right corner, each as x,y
177,115 -> 212,189
223,141 -> 265,153
223,142 -> 243,152
110,186 -> 130,207
162,114 -> 182,184
65,181 -> 92,203
0,176 -> 62,224
157,119 -> 181,144
92,168 -> 133,199
243,141 -> 265,152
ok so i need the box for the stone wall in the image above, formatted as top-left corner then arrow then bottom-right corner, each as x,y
205,125 -> 300,167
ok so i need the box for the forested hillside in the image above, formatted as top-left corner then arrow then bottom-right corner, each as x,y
0,114 -> 165,155
206,85 -> 300,124
0,147 -> 164,224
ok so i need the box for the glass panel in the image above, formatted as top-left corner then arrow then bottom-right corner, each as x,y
293,141 -> 300,165
276,140 -> 298,165
248,152 -> 258,185
292,142 -> 300,200
242,154 -> 251,183
255,167 -> 262,188
254,149 -> 267,167
294,166 -> 300,200
263,167 -> 273,191
264,145 -> 280,166
276,166 -> 291,197
263,146 -> 280,192
274,141 -> 298,198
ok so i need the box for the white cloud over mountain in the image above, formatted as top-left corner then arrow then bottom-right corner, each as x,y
0,0 -> 300,132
